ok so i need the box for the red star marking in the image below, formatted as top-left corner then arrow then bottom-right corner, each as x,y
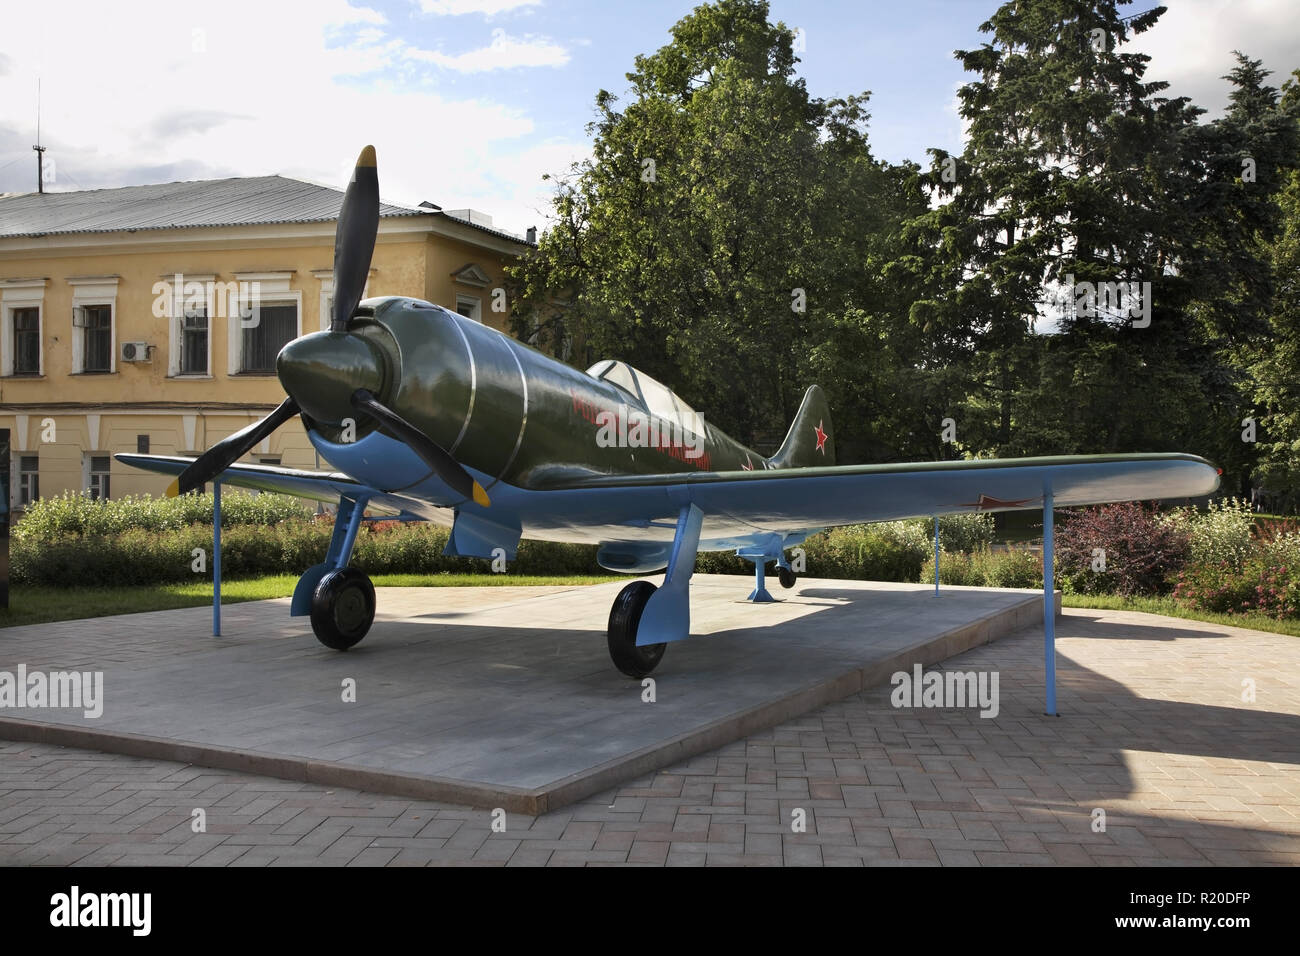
814,421 -> 828,454
954,494 -> 1038,511
741,457 -> 753,471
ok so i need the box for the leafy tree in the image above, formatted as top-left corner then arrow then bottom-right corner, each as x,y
508,0 -> 920,451
1250,69 -> 1300,500
905,0 -> 1208,460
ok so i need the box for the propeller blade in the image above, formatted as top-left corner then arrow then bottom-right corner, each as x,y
350,388 -> 490,507
331,145 -> 380,333
167,396 -> 301,497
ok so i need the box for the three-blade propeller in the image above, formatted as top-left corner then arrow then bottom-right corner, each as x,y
167,146 -> 489,507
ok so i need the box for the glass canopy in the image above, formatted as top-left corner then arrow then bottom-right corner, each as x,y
586,360 -> 705,436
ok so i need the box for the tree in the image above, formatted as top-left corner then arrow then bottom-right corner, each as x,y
508,0 -> 918,450
1249,69 -> 1300,500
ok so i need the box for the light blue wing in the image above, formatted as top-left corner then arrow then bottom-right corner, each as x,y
526,453 -> 1220,528
113,454 -> 426,518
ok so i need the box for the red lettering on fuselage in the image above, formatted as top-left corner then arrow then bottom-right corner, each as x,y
570,387 -> 712,471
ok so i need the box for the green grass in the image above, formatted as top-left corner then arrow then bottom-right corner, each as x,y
8,568 -> 1298,639
1061,592 -> 1300,637
0,573 -> 624,629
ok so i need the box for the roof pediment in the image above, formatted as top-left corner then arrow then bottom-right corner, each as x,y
451,262 -> 492,288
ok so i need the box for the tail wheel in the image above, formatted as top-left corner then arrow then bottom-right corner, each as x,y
607,580 -> 666,678
777,566 -> 797,589
311,567 -> 375,650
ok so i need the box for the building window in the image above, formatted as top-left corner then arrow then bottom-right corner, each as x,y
181,308 -> 209,375
76,304 -> 113,373
1,278 -> 46,376
18,455 -> 38,506
456,295 -> 482,322
87,454 -> 111,500
137,434 -> 150,454
12,307 -> 40,375
241,303 -> 298,373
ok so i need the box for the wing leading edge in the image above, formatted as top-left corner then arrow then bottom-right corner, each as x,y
113,454 -> 419,516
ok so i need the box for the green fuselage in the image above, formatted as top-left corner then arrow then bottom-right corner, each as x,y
280,296 -> 769,491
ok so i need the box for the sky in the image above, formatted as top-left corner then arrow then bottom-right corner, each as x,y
0,0 -> 1297,237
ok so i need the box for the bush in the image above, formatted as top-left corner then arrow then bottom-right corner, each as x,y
921,546 -> 1043,589
930,512 -> 996,553
983,547 -> 1044,588
696,522 -> 934,582
1174,556 -> 1300,619
10,516 -> 605,587
1163,497 -> 1255,570
14,490 -> 312,542
922,550 -> 981,587
1055,501 -> 1190,596
813,522 -> 932,582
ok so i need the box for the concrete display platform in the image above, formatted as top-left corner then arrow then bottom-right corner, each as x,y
0,575 -> 1059,813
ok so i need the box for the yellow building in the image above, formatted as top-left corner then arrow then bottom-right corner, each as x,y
0,175 -> 533,507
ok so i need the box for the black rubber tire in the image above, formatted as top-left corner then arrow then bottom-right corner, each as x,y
777,566 -> 797,589
311,567 -> 376,651
607,580 -> 666,678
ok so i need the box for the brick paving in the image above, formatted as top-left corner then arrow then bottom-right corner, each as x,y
2,606 -> 1297,866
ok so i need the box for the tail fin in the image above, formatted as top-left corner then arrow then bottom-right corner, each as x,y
767,385 -> 835,468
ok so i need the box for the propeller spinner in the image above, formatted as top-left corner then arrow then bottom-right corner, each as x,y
167,146 -> 489,507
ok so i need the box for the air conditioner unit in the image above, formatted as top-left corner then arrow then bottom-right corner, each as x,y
120,341 -> 152,362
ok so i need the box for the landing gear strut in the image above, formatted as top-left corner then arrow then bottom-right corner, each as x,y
607,580 -> 665,678
291,495 -> 377,651
311,567 -> 375,650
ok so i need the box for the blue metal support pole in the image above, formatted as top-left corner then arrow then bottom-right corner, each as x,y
1043,489 -> 1056,716
748,558 -> 774,603
933,516 -> 940,596
213,480 -> 222,637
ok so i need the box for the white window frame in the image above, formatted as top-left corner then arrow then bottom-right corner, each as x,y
0,278 -> 46,377
163,273 -> 216,378
313,268 -> 372,331
229,273 -> 300,375
17,452 -> 39,507
68,276 -> 119,374
83,452 -> 112,501
456,294 -> 482,323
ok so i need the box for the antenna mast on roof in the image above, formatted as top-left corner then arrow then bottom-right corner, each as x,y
33,78 -> 47,194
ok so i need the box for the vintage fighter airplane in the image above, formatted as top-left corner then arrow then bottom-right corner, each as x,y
120,147 -> 1221,677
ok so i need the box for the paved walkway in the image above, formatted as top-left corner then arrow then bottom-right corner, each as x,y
2,607 -> 1297,866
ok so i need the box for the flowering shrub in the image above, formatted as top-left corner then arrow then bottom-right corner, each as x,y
1055,501 -> 1191,596
1174,556 -> 1300,619
930,512 -> 996,553
1162,497 -> 1255,569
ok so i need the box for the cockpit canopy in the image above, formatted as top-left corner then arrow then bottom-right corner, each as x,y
586,360 -> 706,437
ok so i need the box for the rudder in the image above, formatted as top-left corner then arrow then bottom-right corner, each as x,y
767,385 -> 835,468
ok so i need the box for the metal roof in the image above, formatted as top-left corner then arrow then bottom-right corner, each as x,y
0,175 -> 530,245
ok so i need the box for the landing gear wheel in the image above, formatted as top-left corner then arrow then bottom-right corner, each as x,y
778,566 -> 797,589
607,580 -> 665,678
311,567 -> 375,650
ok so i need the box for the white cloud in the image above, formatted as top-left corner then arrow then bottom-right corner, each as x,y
1125,0 -> 1300,118
0,0 -> 580,233
405,28 -> 569,72
417,0 -> 541,15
